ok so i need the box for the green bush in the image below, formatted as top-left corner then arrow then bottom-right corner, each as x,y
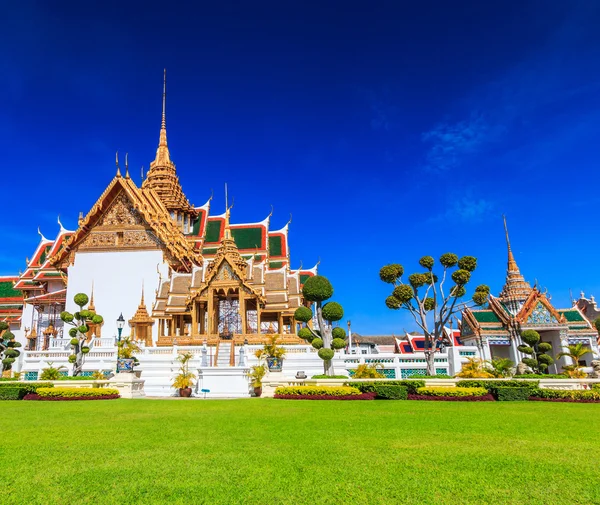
349,380 -> 425,394
456,380 -> 539,391
317,348 -> 335,361
322,301 -> 343,322
0,387 -> 27,400
274,386 -> 360,397
297,328 -> 313,341
0,382 -> 54,394
332,327 -> 346,339
373,385 -> 407,400
311,338 -> 323,349
294,306 -> 313,323
513,374 -> 567,379
495,387 -> 531,401
36,387 -> 119,398
412,374 -> 453,379
530,388 -> 600,401
311,375 -> 348,379
416,386 -> 488,397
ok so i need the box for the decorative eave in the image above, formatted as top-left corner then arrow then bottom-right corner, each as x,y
461,308 -> 481,337
487,295 -> 511,326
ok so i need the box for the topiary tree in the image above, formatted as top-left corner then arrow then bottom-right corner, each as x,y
517,329 -> 553,374
380,254 -> 490,375
60,293 -> 104,376
293,275 -> 345,376
0,322 -> 21,376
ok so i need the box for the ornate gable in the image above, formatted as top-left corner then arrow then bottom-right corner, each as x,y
50,175 -> 200,272
517,289 -> 565,325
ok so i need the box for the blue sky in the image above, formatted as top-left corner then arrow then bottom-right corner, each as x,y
2,1 -> 600,334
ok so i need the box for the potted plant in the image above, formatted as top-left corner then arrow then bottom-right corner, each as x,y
117,337 -> 141,373
249,363 -> 266,397
172,351 -> 196,397
255,335 -> 286,372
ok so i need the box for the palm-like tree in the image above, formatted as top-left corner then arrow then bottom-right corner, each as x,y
489,358 -> 514,377
556,343 -> 591,377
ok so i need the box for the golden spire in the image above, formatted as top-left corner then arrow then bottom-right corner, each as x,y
154,68 -> 171,165
223,183 -> 233,240
499,216 -> 532,304
89,282 -> 96,312
116,151 -> 121,177
140,281 -> 145,307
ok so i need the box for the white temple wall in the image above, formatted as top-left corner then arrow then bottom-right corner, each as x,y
64,250 -> 169,341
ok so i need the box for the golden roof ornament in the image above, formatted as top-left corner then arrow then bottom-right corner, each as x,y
142,69 -> 195,215
498,216 -> 532,303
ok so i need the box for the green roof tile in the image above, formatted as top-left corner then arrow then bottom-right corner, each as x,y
231,227 -> 263,250
560,310 -> 586,322
0,282 -> 21,299
269,235 -> 283,257
205,220 -> 223,243
472,311 -> 500,323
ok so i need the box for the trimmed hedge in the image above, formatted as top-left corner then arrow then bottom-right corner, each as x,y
408,394 -> 495,402
456,380 -> 539,391
0,382 -> 54,394
0,387 -> 27,400
24,393 -> 120,401
275,393 -> 376,400
275,386 -> 360,397
373,385 -> 407,400
348,380 -> 425,395
530,388 -> 600,402
513,374 -> 568,379
416,386 -> 488,397
495,387 -> 531,401
311,375 -> 349,379
35,387 -> 120,398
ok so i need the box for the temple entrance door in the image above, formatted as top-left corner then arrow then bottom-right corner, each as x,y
218,294 -> 241,338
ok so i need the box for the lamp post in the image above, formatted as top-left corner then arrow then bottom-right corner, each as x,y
347,320 -> 352,354
116,313 -> 125,373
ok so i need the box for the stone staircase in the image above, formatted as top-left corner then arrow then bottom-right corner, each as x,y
216,341 -> 232,367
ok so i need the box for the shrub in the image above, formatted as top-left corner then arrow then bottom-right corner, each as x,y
513,374 -> 567,379
349,380 -> 425,394
35,387 -> 119,398
0,387 -> 27,400
0,382 -> 54,394
352,363 -> 384,379
495,387 -> 531,401
412,374 -> 453,379
294,306 -> 313,323
373,385 -> 407,400
456,379 -> 539,391
332,327 -> 346,339
311,375 -> 348,379
311,338 -> 323,349
297,328 -> 313,341
275,393 -> 375,400
529,388 -> 600,402
274,386 -> 360,397
416,386 -> 488,397
317,348 -> 335,361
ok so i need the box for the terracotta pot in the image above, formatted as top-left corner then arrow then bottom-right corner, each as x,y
179,387 -> 192,397
254,386 -> 262,397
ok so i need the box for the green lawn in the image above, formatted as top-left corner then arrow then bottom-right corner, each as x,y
2,399 -> 599,505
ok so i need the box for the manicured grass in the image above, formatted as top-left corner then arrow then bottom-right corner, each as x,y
1,400 -> 599,504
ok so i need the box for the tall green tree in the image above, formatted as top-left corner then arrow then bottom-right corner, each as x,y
60,293 -> 104,376
0,321 -> 21,376
380,254 -> 489,375
294,276 -> 346,376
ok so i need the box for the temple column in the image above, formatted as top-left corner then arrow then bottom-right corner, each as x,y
207,290 -> 214,335
278,312 -> 284,335
257,304 -> 262,334
199,303 -> 206,334
191,302 -> 197,336
240,293 -> 247,335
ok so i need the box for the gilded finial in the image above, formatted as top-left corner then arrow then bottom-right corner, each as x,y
125,153 -> 130,179
141,165 -> 144,181
140,281 -> 145,306
267,205 -> 274,219
116,151 -> 121,177
286,213 -> 292,227
162,68 -> 166,130
78,211 -> 84,226
37,226 -> 48,242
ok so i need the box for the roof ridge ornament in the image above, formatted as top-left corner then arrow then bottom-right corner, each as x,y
116,151 -> 121,177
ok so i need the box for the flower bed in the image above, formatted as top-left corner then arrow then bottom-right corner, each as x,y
24,393 -> 120,401
275,393 -> 376,400
348,380 -> 425,394
23,387 -> 120,401
410,386 -> 493,401
274,386 -> 374,400
408,394 -> 495,402
529,388 -> 600,403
